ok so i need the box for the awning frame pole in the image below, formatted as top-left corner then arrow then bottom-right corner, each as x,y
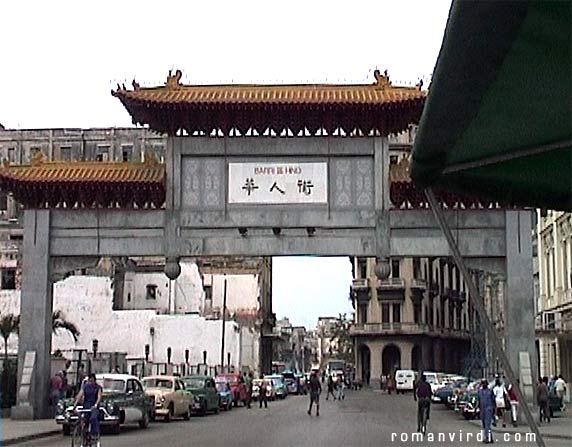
425,187 -> 545,447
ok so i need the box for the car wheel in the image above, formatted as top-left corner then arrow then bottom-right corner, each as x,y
165,404 -> 173,423
139,411 -> 150,429
463,413 -> 471,420
184,406 -> 191,421
228,401 -> 232,411
214,404 -> 220,414
62,424 -> 71,436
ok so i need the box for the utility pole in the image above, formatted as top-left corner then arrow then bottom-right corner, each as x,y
220,274 -> 227,373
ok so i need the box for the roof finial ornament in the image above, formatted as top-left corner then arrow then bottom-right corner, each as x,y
166,69 -> 183,89
416,78 -> 424,91
132,79 -> 140,91
31,150 -> 46,166
374,69 -> 391,89
143,150 -> 159,166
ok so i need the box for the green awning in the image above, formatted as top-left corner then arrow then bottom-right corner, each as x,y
411,0 -> 572,211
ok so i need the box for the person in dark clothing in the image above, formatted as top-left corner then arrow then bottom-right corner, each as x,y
537,376 -> 550,423
307,371 -> 322,416
259,376 -> 269,409
73,373 -> 103,442
413,374 -> 432,433
326,375 -> 336,400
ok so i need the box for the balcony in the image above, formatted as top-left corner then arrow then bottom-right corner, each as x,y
428,282 -> 439,298
351,278 -> 371,302
376,278 -> 405,301
410,278 -> 427,290
348,322 -> 470,339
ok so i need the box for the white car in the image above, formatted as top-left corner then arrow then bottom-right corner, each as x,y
395,370 -> 416,393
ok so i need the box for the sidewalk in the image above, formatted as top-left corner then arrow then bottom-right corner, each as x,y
0,418 -> 61,446
468,409 -> 572,440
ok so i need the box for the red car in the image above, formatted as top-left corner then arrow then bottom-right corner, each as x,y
216,374 -> 248,407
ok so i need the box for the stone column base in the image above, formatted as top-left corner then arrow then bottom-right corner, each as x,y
11,404 -> 35,420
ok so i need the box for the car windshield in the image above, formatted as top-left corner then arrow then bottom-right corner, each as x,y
216,383 -> 229,392
99,378 -> 125,393
184,378 -> 204,389
142,378 -> 173,389
282,373 -> 295,379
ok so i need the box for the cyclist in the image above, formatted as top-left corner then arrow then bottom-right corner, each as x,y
413,374 -> 432,434
72,373 -> 103,445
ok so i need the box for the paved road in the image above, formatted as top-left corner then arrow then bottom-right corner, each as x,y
18,389 -> 568,447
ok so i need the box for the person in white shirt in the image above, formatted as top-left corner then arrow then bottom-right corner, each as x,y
554,375 -> 567,411
492,376 -> 508,427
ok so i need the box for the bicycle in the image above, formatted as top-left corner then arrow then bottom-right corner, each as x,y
69,407 -> 101,447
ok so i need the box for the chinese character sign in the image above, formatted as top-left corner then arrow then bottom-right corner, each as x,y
228,162 -> 327,204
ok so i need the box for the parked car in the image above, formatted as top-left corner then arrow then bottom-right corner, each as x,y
252,378 -> 272,401
296,373 -> 307,395
142,375 -> 194,422
215,380 -> 233,411
264,374 -> 287,399
56,373 -> 153,435
182,375 -> 220,415
216,374 -> 248,407
282,371 -> 299,395
461,391 -> 480,420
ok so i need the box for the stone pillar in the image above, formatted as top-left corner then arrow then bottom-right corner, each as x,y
400,342 -> 413,370
12,210 -> 53,419
504,210 -> 537,403
369,341 -> 383,387
433,340 -> 443,372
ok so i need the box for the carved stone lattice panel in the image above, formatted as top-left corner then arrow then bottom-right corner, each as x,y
331,158 -> 374,209
181,157 -> 224,208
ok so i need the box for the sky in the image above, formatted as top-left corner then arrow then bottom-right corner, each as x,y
0,0 -> 453,328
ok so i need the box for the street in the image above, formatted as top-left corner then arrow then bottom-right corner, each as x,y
17,389 -> 568,447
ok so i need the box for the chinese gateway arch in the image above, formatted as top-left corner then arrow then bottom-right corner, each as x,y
0,70 -> 535,418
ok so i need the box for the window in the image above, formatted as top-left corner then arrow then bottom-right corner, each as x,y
60,146 -> 72,161
8,147 -> 16,163
359,304 -> 368,324
0,192 -> 7,211
391,259 -> 400,278
96,145 -> 109,162
390,155 -> 399,165
392,304 -> 401,324
1,268 -> 16,290
127,292 -> 131,302
358,258 -> 367,279
562,240 -> 569,289
413,258 -> 421,279
204,285 -> 212,302
146,284 -> 157,300
413,302 -> 422,324
122,145 -> 133,162
382,304 -> 390,323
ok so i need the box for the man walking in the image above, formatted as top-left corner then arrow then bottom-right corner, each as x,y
492,375 -> 508,427
336,374 -> 345,400
244,371 -> 253,409
554,374 -> 567,411
258,376 -> 269,409
308,371 -> 321,416
413,374 -> 432,433
325,375 -> 336,400
537,376 -> 550,423
478,379 -> 495,444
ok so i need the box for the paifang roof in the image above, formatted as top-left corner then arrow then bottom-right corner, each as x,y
112,70 -> 426,136
0,155 -> 165,208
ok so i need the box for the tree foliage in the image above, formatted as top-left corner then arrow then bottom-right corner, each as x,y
329,313 -> 354,364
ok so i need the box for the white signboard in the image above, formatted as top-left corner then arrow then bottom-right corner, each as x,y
228,162 -> 328,204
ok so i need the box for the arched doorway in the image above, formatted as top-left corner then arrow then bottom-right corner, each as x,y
358,344 -> 371,384
382,344 -> 401,375
411,345 -> 422,372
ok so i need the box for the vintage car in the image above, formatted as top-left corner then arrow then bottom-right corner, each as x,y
282,371 -> 299,395
56,373 -> 153,435
461,391 -> 480,420
296,373 -> 307,395
182,375 -> 220,415
215,380 -> 233,411
216,374 -> 248,407
142,375 -> 194,422
264,374 -> 287,399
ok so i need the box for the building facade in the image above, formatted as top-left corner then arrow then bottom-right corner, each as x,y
536,210 -> 572,382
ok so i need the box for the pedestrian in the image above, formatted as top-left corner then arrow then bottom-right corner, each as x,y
366,370 -> 371,386
258,376 -> 268,409
326,375 -> 336,400
537,376 -> 550,423
492,375 -> 508,427
76,363 -> 86,392
413,374 -> 432,433
387,374 -> 395,395
554,374 -> 567,411
307,370 -> 321,416
60,370 -> 69,400
478,379 -> 495,444
49,371 -> 63,416
245,371 -> 253,409
507,382 -> 519,427
336,374 -> 345,400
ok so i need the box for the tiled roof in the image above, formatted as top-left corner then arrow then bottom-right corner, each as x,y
0,159 -> 164,184
0,156 -> 165,208
113,70 -> 426,135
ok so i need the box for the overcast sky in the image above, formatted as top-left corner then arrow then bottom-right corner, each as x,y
0,0 -> 452,329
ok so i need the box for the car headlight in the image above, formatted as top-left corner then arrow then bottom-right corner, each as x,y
194,395 -> 201,403
56,401 -> 65,414
106,402 -> 116,414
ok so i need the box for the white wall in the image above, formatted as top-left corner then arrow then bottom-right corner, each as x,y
203,273 -> 259,313
0,276 -> 240,369
122,262 -> 204,314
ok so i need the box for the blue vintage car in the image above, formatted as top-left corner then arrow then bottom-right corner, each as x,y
215,380 -> 233,411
